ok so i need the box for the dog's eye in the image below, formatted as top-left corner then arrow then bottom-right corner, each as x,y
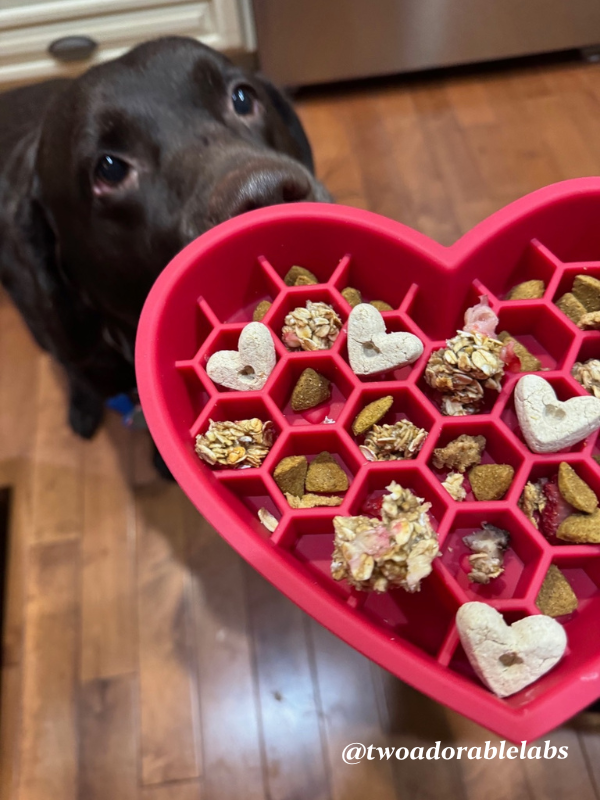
95,155 -> 130,185
231,85 -> 256,116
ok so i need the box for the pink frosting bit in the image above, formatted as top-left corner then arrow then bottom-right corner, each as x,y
463,295 -> 499,338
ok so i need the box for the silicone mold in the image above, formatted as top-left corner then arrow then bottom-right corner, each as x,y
136,178 -> 600,741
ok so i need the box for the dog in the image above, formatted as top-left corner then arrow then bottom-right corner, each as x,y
0,36 -> 329,445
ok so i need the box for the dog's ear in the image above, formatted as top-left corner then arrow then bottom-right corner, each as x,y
255,75 -> 315,173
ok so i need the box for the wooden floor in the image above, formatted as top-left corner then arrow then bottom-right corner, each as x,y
4,55 -> 600,800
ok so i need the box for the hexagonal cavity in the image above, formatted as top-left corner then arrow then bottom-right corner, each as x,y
172,298 -> 218,362
343,384 -> 437,464
495,304 -> 575,372
346,465 -> 450,532
195,324 -> 281,394
441,507 -> 546,603
570,335 -> 600,396
429,419 -> 525,504
187,250 -> 286,324
260,252 -> 349,287
516,457 -> 600,546
332,254 -> 405,311
359,570 -> 460,657
339,312 -> 427,383
173,361 -> 213,434
190,394 -> 282,470
290,516 -> 356,601
270,428 -> 361,510
552,265 -> 600,329
500,373 -> 596,455
268,354 -> 355,427
267,286 -> 347,355
217,473 -> 285,541
493,240 -> 560,301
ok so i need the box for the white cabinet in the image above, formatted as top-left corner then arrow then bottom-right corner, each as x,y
0,0 -> 255,87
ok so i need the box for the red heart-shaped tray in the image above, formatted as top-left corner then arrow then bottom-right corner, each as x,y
136,178 -> 600,741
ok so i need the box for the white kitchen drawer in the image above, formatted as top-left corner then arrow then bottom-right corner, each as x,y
0,0 -> 251,86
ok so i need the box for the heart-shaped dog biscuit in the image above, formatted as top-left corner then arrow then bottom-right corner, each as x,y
456,602 -> 567,698
207,322 -> 276,391
347,304 -> 423,375
515,374 -> 600,453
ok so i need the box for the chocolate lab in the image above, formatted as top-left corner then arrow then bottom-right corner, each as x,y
0,36 -> 329,443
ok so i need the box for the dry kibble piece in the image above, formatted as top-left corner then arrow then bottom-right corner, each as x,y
556,292 -> 587,324
342,286 -> 362,307
432,434 -> 486,473
558,462 -> 598,514
557,510 -> 600,543
536,565 -> 578,617
578,311 -> 600,330
498,331 -> 542,372
305,454 -> 349,493
352,395 -> 394,436
572,274 -> 600,312
506,279 -> 546,300
252,300 -> 272,322
273,455 -> 308,498
286,493 -> 343,508
290,368 -> 331,411
370,300 -> 394,312
468,464 -> 515,501
284,265 -> 318,286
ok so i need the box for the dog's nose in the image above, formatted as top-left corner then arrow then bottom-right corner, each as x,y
209,161 -> 315,224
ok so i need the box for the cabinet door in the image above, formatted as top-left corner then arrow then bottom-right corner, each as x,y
0,0 -> 253,86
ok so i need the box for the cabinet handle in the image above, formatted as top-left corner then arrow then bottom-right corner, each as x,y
48,35 -> 98,63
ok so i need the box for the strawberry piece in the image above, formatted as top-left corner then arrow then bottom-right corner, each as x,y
362,495 -> 383,518
540,476 -> 572,541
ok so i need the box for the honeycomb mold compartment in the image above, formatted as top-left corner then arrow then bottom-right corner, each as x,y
136,179 -> 600,742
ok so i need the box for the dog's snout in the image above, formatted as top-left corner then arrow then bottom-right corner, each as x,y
208,160 -> 316,224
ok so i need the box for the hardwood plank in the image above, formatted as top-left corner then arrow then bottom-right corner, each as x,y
0,664 -> 22,800
0,459 -> 30,667
296,94 -> 368,209
0,300 -> 40,461
185,505 -> 265,800
80,415 -> 136,681
79,674 -> 137,800
136,484 -> 201,786
30,356 -> 83,544
372,670 -> 468,800
522,728 -> 598,800
308,621 -> 397,800
244,565 -> 330,800
442,708 -> 533,800
373,87 -> 462,244
141,780 -> 202,800
17,540 -> 79,800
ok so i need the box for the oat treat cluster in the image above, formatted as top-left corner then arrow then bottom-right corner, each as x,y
181,247 -> 600,705
331,482 -> 440,593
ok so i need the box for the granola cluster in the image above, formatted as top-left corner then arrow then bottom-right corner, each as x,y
331,481 -> 440,593
572,358 -> 600,399
360,420 -> 428,462
424,297 -> 507,416
281,301 -> 342,351
195,419 -> 274,468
